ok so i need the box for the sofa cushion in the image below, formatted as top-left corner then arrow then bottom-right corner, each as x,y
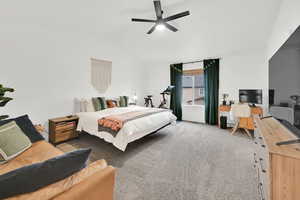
0,121 -> 32,164
0,115 -> 44,143
0,148 -> 91,199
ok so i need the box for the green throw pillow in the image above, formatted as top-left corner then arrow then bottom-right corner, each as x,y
0,121 -> 32,164
92,97 -> 107,111
119,96 -> 129,107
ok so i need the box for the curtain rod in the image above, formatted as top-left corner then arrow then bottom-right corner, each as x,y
182,58 -> 222,65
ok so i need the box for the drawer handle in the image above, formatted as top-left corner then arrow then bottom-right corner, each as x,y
258,182 -> 266,200
253,153 -> 258,163
259,158 -> 267,173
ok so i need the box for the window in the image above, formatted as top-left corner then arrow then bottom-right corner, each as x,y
182,69 -> 205,105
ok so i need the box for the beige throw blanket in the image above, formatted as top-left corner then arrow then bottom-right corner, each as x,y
98,109 -> 170,136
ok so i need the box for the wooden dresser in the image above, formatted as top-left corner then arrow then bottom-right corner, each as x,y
49,116 -> 79,145
254,116 -> 300,200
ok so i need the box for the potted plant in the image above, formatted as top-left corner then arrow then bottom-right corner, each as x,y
222,93 -> 229,106
0,84 -> 15,120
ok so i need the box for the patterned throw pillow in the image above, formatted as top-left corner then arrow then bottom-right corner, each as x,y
0,121 -> 32,164
106,100 -> 118,108
92,97 -> 107,111
119,96 -> 129,107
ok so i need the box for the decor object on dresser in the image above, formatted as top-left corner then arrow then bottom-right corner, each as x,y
91,58 -> 112,93
253,116 -> 300,200
0,84 -> 14,120
222,93 -> 229,106
49,116 -> 79,145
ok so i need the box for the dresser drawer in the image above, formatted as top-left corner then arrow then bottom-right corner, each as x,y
257,165 -> 268,200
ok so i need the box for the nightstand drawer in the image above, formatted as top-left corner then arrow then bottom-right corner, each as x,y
54,130 -> 78,143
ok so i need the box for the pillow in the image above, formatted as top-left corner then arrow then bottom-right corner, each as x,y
0,115 -> 44,143
92,97 -> 107,111
0,121 -> 32,163
0,148 -> 91,199
106,100 -> 118,108
119,96 -> 129,107
86,99 -> 96,112
79,98 -> 88,112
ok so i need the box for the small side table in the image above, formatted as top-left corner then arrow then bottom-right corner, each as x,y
48,116 -> 79,145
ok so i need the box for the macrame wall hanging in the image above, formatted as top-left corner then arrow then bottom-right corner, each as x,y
91,58 -> 112,93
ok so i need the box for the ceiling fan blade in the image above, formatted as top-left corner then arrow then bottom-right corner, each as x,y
147,25 -> 157,34
164,23 -> 178,32
132,18 -> 157,23
154,0 -> 163,19
164,11 -> 190,22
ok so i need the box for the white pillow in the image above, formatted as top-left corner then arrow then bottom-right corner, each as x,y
86,99 -> 95,112
80,99 -> 87,112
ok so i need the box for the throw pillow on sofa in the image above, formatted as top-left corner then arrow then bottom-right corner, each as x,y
0,121 -> 32,164
0,148 -> 91,199
0,115 -> 44,143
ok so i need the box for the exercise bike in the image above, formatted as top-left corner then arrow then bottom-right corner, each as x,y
144,86 -> 175,109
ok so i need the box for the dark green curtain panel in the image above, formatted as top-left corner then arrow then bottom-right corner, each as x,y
204,59 -> 219,125
170,63 -> 183,121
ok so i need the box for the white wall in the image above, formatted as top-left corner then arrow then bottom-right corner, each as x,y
219,49 -> 268,110
142,48 -> 268,122
268,0 -> 300,59
269,47 -> 300,105
0,29 -> 144,125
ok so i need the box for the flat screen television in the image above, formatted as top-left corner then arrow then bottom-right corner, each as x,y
239,89 -> 263,105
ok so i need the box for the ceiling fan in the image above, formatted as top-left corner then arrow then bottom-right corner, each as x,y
132,0 -> 190,34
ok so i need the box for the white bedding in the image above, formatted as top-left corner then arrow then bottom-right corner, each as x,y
76,106 -> 177,151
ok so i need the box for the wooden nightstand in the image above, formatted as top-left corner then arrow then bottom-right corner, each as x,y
49,116 -> 79,145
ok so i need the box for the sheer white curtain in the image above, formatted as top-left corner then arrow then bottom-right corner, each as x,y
91,58 -> 112,93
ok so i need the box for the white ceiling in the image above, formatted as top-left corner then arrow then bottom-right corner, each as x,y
0,0 -> 282,62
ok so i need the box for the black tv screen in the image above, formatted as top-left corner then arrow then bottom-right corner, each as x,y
239,89 -> 263,104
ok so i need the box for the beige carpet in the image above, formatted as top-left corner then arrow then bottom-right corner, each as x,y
57,122 -> 258,200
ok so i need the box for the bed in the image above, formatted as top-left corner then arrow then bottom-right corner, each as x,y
76,106 -> 177,151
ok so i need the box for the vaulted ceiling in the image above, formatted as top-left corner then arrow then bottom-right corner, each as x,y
0,0 -> 282,62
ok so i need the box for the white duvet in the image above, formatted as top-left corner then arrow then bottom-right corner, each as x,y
76,106 -> 177,151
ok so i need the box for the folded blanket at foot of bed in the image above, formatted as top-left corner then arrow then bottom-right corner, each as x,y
98,109 -> 170,137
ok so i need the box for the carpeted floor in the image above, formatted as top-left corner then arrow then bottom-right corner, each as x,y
58,121 -> 258,200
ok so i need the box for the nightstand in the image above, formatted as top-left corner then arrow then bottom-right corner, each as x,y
48,116 -> 79,145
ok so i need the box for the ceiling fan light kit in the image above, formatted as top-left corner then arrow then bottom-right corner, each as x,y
132,0 -> 190,34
